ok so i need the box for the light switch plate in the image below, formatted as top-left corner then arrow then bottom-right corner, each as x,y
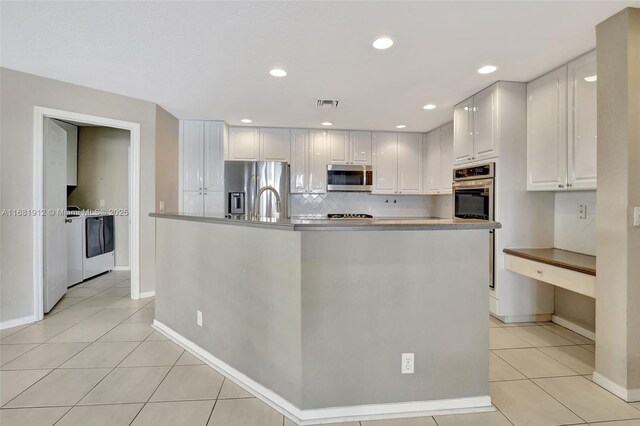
634,207 -> 640,227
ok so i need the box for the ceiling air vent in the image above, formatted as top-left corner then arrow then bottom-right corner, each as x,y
316,99 -> 340,109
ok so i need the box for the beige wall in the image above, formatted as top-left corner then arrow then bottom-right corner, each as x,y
155,106 -> 179,212
595,7 -> 640,393
68,127 -> 130,267
0,68 -> 178,324
552,191 -> 597,332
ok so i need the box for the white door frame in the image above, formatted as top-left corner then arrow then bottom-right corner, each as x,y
33,106 -> 142,321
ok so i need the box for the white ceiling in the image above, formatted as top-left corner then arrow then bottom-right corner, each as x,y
2,1 -> 638,132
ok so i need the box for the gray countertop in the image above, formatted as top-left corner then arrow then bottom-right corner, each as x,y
150,212 -> 501,231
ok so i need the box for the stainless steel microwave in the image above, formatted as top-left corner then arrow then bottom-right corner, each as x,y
327,164 -> 373,192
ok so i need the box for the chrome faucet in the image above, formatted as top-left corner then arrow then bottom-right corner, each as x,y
253,186 -> 281,219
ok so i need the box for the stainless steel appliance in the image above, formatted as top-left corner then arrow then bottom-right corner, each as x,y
327,164 -> 373,192
453,163 -> 495,288
224,161 -> 290,219
327,213 -> 373,219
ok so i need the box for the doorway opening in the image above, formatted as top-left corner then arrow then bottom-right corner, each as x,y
33,107 -> 141,321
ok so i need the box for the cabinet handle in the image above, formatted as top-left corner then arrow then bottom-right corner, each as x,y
558,184 -> 565,188
567,183 -> 572,188
536,270 -> 543,274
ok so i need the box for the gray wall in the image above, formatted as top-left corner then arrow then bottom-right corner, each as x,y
155,219 -> 303,407
553,191 -> 597,332
68,126 -> 131,267
0,68 -> 178,324
300,229 -> 488,408
154,217 -> 489,411
595,7 -> 640,392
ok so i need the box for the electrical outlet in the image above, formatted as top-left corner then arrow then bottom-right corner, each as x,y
196,310 -> 203,327
159,201 -> 165,211
578,204 -> 587,220
634,207 -> 640,227
401,353 -> 414,374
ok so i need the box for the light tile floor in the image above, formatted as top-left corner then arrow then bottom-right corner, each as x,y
1,271 -> 639,425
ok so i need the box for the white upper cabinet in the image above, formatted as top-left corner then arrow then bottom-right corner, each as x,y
182,120 -> 204,191
527,66 -> 569,190
229,127 -> 291,162
423,130 -> 441,194
398,133 -> 423,194
423,122 -> 454,195
439,122 -> 454,193
290,129 -> 309,194
372,132 -> 398,194
453,98 -> 475,164
203,122 -> 225,192
567,51 -> 597,190
328,130 -> 372,165
454,85 -> 501,166
328,130 -> 349,164
350,131 -> 372,165
473,86 -> 498,161
228,127 -> 260,161
260,128 -> 291,162
308,130 -> 328,193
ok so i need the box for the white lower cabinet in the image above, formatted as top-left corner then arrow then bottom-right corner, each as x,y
290,129 -> 327,194
423,122 -> 453,195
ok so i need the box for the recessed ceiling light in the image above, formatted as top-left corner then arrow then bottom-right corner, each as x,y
423,104 -> 437,110
372,37 -> 393,50
240,119 -> 252,123
584,75 -> 597,82
478,65 -> 498,74
321,122 -> 333,126
396,125 -> 407,129
269,68 -> 287,77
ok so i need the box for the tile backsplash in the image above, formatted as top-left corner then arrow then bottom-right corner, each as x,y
290,192 -> 453,218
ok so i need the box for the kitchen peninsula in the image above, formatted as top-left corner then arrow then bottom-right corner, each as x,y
151,213 -> 500,425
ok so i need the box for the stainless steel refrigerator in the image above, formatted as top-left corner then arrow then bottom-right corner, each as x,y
224,161 -> 290,219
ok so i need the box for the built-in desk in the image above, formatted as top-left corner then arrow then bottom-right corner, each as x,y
504,248 -> 596,299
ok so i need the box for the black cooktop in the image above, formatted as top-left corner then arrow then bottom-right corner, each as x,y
327,213 -> 374,219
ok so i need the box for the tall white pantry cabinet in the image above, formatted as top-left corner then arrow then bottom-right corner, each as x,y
181,120 -> 226,215
453,81 -> 556,322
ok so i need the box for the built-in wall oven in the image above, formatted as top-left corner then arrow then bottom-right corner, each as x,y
453,163 -> 495,288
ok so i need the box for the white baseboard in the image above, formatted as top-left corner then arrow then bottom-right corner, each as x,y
593,372 -> 640,402
0,315 -> 35,330
497,313 -> 552,323
139,291 -> 155,299
112,266 -> 131,271
152,320 -> 494,425
551,315 -> 595,341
